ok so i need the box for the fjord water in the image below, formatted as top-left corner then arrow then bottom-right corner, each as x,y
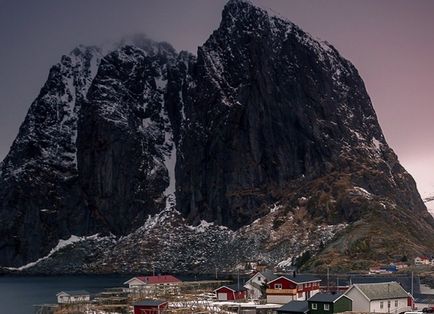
0,275 -> 131,314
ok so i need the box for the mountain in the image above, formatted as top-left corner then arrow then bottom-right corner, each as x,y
1,0 -> 434,272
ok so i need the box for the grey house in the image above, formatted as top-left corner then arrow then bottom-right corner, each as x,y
344,282 -> 411,313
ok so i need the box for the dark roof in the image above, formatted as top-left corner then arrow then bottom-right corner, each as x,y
262,270 -> 278,281
278,301 -> 309,313
413,293 -> 434,304
309,293 -> 346,303
351,275 -> 420,294
281,274 -> 321,284
126,275 -> 181,285
352,282 -> 409,300
317,274 -> 420,294
57,290 -> 90,296
134,299 -> 167,307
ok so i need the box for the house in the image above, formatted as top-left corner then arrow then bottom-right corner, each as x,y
415,256 -> 431,266
413,293 -> 434,310
124,275 -> 181,289
133,300 -> 168,314
308,293 -> 352,314
244,270 -> 277,300
319,274 -> 421,295
267,274 -> 321,304
350,275 -> 420,295
392,262 -> 409,270
344,282 -> 412,313
215,284 -> 247,301
369,266 -> 391,274
56,290 -> 90,304
277,301 -> 309,314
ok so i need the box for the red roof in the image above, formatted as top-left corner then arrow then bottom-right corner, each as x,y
135,275 -> 181,284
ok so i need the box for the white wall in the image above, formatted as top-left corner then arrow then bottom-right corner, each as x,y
57,295 -> 90,304
416,302 -> 434,310
245,273 -> 266,299
127,278 -> 146,288
370,298 -> 409,313
245,282 -> 261,299
267,294 -> 295,304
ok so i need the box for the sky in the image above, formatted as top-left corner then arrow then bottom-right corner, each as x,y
0,0 -> 433,197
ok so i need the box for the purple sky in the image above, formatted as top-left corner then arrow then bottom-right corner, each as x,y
0,0 -> 433,196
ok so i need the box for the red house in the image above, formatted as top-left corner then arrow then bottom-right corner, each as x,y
133,300 -> 168,314
215,284 -> 247,301
266,274 -> 321,304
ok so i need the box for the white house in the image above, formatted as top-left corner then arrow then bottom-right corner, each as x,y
123,275 -> 181,289
344,282 -> 411,313
56,290 -> 90,304
244,270 -> 277,300
415,256 -> 431,266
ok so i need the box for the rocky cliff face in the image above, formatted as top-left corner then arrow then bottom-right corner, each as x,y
77,41 -> 179,235
1,0 -> 434,271
0,46 -> 102,266
178,0 -> 401,229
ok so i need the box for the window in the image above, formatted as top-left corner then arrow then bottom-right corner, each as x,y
388,301 -> 391,308
312,303 -> 317,310
275,283 -> 282,289
380,302 -> 384,309
324,304 -> 330,311
395,300 -> 398,307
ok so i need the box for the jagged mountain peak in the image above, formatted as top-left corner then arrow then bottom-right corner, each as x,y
108,33 -> 177,58
219,0 -> 359,87
1,2 -> 434,272
202,0 -> 358,101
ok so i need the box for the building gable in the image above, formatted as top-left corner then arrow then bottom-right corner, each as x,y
346,285 -> 371,301
246,272 -> 266,286
268,277 -> 298,290
124,277 -> 146,286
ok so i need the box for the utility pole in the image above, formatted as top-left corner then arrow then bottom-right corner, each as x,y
237,267 -> 240,290
411,271 -> 414,309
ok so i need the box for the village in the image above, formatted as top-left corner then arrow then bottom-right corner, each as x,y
33,256 -> 434,314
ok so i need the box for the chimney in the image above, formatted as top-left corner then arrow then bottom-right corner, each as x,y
293,270 -> 296,278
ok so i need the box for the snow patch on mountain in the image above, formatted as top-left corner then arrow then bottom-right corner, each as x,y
6,234 -> 113,271
163,122 -> 176,210
8,204 -> 347,274
350,186 -> 373,199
